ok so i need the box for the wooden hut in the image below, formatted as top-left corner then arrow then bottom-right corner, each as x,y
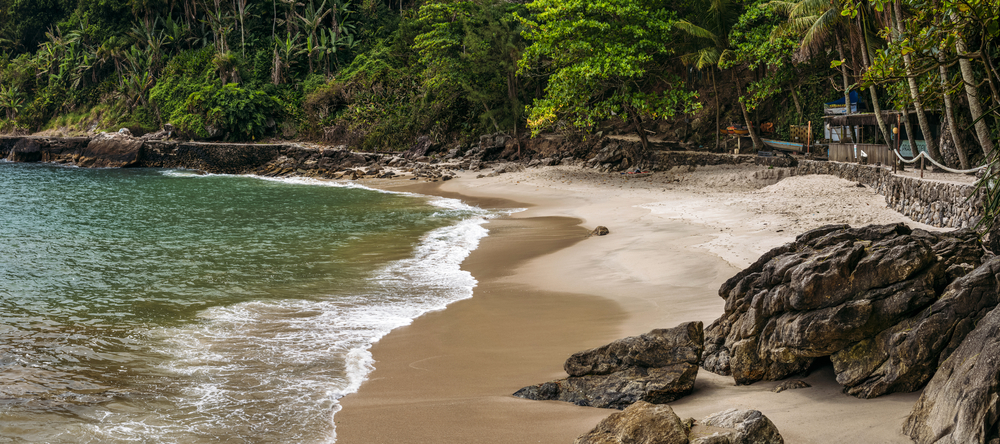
822,110 -> 940,164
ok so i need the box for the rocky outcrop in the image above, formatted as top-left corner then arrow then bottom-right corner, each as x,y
903,290 -> 1000,444
1,136 -> 90,163
514,322 -> 703,409
6,138 -> 43,162
702,223 -> 985,398
575,402 -> 689,444
142,140 -> 284,174
693,409 -> 784,444
76,133 -> 143,168
575,402 -> 785,444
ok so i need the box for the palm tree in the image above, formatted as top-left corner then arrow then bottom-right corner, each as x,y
769,0 -> 853,119
951,12 -> 995,157
296,0 -> 331,74
853,1 -> 891,145
891,0 -> 941,161
271,32 -> 301,84
675,0 -> 762,150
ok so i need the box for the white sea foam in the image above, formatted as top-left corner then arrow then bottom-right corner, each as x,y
98,180 -> 501,443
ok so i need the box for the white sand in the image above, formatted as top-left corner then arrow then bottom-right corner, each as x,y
340,163 -> 947,443
442,164 -> 936,442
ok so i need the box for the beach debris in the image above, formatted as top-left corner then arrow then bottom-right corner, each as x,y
574,403 -> 785,444
702,223 -> 985,399
770,380 -> 810,393
904,291 -> 1000,444
591,226 -> 610,237
514,321 -> 703,409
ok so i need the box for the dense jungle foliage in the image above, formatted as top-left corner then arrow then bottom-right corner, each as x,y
0,0 -> 997,162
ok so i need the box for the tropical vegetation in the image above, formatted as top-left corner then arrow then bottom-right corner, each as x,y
0,0 -> 996,165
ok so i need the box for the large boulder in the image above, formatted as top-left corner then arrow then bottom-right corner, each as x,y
514,322 -> 703,409
76,132 -> 143,168
693,409 -> 784,444
903,284 -> 1000,444
576,401 -> 689,444
702,223 -> 984,398
575,403 -> 785,444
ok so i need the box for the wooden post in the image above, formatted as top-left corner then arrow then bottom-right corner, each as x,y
920,154 -> 924,178
807,121 -> 812,155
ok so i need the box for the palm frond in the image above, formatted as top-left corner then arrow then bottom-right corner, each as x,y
675,20 -> 720,45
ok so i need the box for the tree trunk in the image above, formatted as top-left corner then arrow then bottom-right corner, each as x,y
857,15 -> 891,145
622,103 -> 650,168
632,112 -> 650,154
835,34 -> 858,142
835,33 -> 852,118
790,86 -> 803,122
894,0 -> 940,162
954,29 -> 995,157
939,51 -> 969,168
713,69 -> 720,151
901,107 -> 916,155
733,70 -> 762,149
979,52 -> 1000,128
980,52 -> 1000,108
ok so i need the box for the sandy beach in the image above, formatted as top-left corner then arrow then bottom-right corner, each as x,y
337,164 -> 945,443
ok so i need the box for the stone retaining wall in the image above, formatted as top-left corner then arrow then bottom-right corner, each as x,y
794,160 -> 982,229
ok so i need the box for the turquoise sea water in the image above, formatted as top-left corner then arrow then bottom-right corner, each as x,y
0,162 -> 491,443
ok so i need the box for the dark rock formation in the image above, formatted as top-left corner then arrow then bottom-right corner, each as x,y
702,223 -> 984,398
77,133 -> 143,168
514,322 -> 703,409
591,226 -> 610,237
405,135 -> 438,159
903,288 -> 1000,444
7,138 -> 43,162
575,401 -> 689,444
694,409 -> 784,444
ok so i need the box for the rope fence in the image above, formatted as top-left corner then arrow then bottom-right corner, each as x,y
892,150 -> 988,174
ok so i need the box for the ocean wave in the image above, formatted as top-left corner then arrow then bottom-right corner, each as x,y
111,188 -> 499,443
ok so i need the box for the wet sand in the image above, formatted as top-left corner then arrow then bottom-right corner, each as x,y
338,164 -> 938,443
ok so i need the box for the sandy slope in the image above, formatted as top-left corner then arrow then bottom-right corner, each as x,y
337,164 -> 943,443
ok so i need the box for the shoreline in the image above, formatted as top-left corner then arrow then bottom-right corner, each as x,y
335,184 -> 625,443
338,164 -> 939,443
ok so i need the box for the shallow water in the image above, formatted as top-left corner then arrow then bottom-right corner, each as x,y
0,163 -> 491,443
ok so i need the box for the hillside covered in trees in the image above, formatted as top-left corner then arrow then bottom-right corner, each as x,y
0,0 -> 997,165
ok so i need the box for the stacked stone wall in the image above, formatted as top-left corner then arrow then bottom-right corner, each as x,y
795,160 -> 981,229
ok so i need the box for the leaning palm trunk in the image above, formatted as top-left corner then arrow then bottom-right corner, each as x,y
894,0 -> 940,161
857,17 -> 891,144
835,34 -> 852,119
733,70 -> 763,149
939,52 -> 969,168
953,29 -> 995,157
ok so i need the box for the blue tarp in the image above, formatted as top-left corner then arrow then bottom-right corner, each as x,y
825,90 -> 862,106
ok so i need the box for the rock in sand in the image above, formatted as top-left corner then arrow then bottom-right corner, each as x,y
514,321 -> 703,409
